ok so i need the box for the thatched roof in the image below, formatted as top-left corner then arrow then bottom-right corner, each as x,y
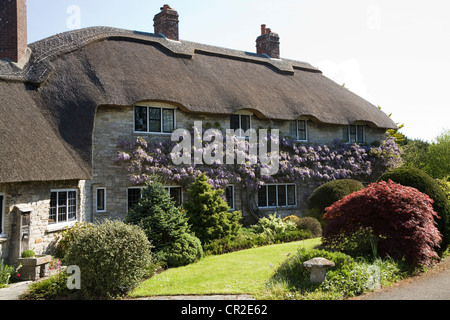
0,27 -> 397,183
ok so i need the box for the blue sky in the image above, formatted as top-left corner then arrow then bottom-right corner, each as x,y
27,0 -> 449,142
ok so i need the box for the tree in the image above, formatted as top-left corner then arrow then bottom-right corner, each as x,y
184,173 -> 242,243
323,180 -> 442,267
424,130 -> 450,179
125,179 -> 203,267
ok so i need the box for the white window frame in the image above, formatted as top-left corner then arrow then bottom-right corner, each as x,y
225,185 -> 235,211
257,184 -> 297,209
0,193 -> 5,237
133,104 -> 177,135
345,125 -> 366,144
95,187 -> 107,213
296,119 -> 308,142
230,111 -> 253,138
49,189 -> 78,225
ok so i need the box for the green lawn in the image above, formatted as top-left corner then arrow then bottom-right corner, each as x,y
129,238 -> 321,298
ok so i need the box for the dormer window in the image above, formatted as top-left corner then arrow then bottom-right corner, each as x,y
230,114 -> 251,132
134,105 -> 176,134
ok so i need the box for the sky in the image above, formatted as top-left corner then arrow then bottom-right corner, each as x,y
26,0 -> 450,142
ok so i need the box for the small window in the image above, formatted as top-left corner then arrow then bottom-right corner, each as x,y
290,120 -> 308,141
166,186 -> 183,207
257,184 -> 297,208
96,188 -> 106,212
49,190 -> 77,225
127,188 -> 142,212
0,194 -> 4,235
134,105 -> 175,134
230,114 -> 251,135
225,185 -> 235,210
344,125 -> 365,144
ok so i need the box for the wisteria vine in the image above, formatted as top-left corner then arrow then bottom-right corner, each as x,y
115,131 -> 402,192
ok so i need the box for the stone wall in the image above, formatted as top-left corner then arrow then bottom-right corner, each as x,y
0,180 -> 85,263
90,102 -> 386,224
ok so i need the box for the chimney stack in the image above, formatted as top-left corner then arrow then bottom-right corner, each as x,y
153,4 -> 179,41
0,0 -> 28,63
256,24 -> 280,59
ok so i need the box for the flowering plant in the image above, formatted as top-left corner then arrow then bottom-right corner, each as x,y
116,133 -> 402,192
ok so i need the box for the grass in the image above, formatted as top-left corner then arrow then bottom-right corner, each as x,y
129,238 -> 321,298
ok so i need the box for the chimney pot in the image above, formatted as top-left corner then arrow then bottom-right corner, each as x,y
0,0 -> 28,63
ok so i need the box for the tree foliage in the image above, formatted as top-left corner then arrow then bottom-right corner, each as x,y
322,180 -> 442,267
183,173 -> 242,243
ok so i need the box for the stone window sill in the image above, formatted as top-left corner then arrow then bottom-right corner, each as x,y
47,221 -> 77,233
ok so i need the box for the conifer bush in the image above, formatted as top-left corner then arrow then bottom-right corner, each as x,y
184,174 -> 242,244
322,180 -> 442,267
125,179 -> 203,267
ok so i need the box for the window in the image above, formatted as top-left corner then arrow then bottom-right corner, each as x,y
127,186 -> 183,211
166,186 -> 182,207
290,120 -> 308,141
257,184 -> 296,208
343,125 -> 365,144
230,114 -> 251,133
96,188 -> 106,212
0,194 -> 4,236
127,188 -> 142,212
134,105 -> 175,134
49,190 -> 77,225
225,185 -> 235,210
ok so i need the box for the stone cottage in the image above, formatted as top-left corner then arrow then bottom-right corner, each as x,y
0,1 -> 397,263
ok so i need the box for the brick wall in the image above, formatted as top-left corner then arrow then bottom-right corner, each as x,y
0,0 -> 27,62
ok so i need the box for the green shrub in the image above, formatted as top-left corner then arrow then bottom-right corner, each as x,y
378,167 -> 450,252
157,233 -> 204,268
56,221 -> 93,258
272,248 -> 356,290
0,260 -> 15,287
297,217 -> 322,238
64,220 -> 154,299
251,213 -> 297,242
21,250 -> 35,258
184,174 -> 242,244
307,179 -> 365,216
125,179 -> 202,267
22,272 -> 72,300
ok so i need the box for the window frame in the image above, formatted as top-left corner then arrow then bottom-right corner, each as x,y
225,185 -> 235,211
257,184 -> 297,209
49,189 -> 78,225
344,125 -> 366,144
127,185 -> 183,212
166,186 -> 183,207
296,119 -> 308,142
133,104 -> 176,135
230,112 -> 253,137
95,187 -> 107,213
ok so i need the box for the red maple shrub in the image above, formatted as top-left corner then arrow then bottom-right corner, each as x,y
322,180 -> 442,267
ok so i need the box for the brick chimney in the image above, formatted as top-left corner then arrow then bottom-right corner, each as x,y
153,4 -> 179,41
0,0 -> 28,63
256,24 -> 280,59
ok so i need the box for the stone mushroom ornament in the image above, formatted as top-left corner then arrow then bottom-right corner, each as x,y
303,257 -> 335,284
